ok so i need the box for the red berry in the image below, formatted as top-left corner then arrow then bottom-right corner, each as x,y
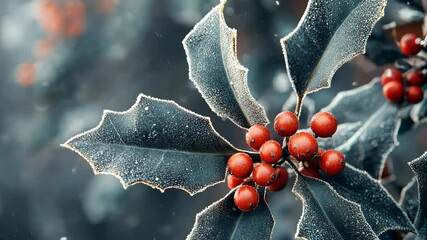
259,140 -> 282,163
319,150 -> 346,176
400,33 -> 423,56
406,86 -> 424,104
274,111 -> 299,137
227,175 -> 244,189
381,69 -> 403,85
253,163 -> 276,186
406,71 -> 424,86
383,81 -> 404,102
246,125 -> 270,150
310,112 -> 338,138
288,132 -> 318,161
307,148 -> 324,169
299,167 -> 321,179
234,185 -> 259,211
227,153 -> 253,179
268,167 -> 289,192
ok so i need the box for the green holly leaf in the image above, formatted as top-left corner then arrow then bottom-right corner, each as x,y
336,102 -> 400,178
324,164 -> 415,235
323,79 -> 384,124
408,152 -> 427,240
317,122 -> 362,150
187,188 -> 274,240
183,0 -> 268,129
399,177 -> 419,223
282,0 -> 387,107
62,94 -> 238,195
410,88 -> 427,124
293,175 -> 377,240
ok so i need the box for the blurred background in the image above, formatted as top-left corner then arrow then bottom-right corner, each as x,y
0,0 -> 426,239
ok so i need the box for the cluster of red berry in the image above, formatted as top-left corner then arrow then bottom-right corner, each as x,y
382,33 -> 426,104
229,111 -> 346,212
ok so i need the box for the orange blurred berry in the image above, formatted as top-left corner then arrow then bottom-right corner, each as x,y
16,63 -> 36,87
96,0 -> 118,14
64,0 -> 86,19
34,38 -> 54,58
37,0 -> 66,37
66,18 -> 85,38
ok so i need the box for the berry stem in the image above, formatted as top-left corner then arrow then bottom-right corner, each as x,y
247,152 -> 262,162
285,157 -> 302,177
401,59 -> 427,78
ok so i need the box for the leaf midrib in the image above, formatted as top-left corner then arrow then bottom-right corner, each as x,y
72,140 -> 235,156
300,0 -> 368,95
303,179 -> 346,239
218,8 -> 252,128
229,213 -> 244,240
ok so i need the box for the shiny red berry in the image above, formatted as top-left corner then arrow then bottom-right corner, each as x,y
234,185 -> 259,211
253,163 -> 276,186
227,153 -> 253,179
227,175 -> 244,189
259,140 -> 282,163
307,148 -> 324,169
299,167 -> 321,179
319,150 -> 346,176
406,86 -> 424,104
383,81 -> 404,102
246,125 -> 270,150
406,71 -> 424,86
310,112 -> 338,138
268,167 -> 289,192
381,68 -> 403,85
400,33 -> 423,56
274,111 -> 299,137
288,132 -> 318,161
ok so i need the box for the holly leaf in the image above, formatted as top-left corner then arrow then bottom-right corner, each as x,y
323,164 -> 415,235
62,94 -> 238,195
381,0 -> 424,27
183,0 -> 268,129
187,188 -> 274,240
322,78 -> 384,123
293,175 -> 377,240
335,102 -> 400,178
408,152 -> 427,240
399,177 -> 419,223
365,31 -> 405,65
281,0 -> 386,104
410,89 -> 427,123
317,122 -> 363,150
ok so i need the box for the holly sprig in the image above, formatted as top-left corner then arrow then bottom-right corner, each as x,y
61,0 -> 424,239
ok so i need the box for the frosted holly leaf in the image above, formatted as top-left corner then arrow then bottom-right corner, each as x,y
381,0 -> 424,28
281,0 -> 387,108
322,78 -> 385,123
317,122 -> 363,150
293,175 -> 377,240
365,30 -> 404,65
336,102 -> 400,179
399,177 -> 419,223
323,164 -> 415,235
183,0 -> 268,129
62,94 -> 238,195
410,89 -> 427,123
408,152 -> 427,240
187,188 -> 274,240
